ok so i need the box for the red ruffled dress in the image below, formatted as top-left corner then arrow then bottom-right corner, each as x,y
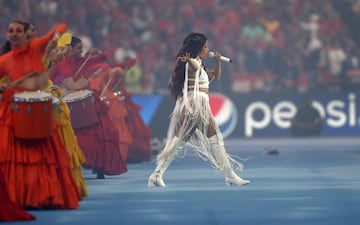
111,58 -> 152,162
89,67 -> 133,161
51,55 -> 127,176
0,24 -> 81,209
0,170 -> 35,221
121,87 -> 152,163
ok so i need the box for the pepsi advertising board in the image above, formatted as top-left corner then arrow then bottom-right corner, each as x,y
132,91 -> 360,138
208,93 -> 238,138
234,92 -> 360,138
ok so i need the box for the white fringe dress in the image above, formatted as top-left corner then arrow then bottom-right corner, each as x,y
157,57 -> 244,172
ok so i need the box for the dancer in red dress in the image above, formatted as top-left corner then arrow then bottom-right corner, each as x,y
50,36 -> 127,179
0,170 -> 35,221
89,66 -> 133,161
25,23 -> 89,198
90,57 -> 152,163
0,21 -> 80,208
112,59 -> 153,163
120,86 -> 152,163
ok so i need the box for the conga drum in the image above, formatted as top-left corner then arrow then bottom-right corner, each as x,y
11,91 -> 53,139
63,89 -> 98,129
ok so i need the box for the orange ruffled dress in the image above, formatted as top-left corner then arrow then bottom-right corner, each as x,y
0,23 -> 80,209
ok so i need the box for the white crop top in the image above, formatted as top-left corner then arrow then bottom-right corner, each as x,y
187,58 -> 209,89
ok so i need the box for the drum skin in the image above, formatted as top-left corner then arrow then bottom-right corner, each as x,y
12,91 -> 53,139
63,89 -> 99,129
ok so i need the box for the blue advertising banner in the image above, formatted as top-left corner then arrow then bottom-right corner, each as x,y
131,94 -> 163,125
132,94 -> 175,138
232,92 -> 360,138
132,92 -> 360,138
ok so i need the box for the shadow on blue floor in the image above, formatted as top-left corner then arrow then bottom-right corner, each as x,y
5,138 -> 360,225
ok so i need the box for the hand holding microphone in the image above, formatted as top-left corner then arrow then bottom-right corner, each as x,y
208,51 -> 232,63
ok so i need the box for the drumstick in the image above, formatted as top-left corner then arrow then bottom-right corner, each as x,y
110,59 -> 136,93
8,72 -> 37,87
110,68 -> 128,93
100,76 -> 113,97
73,55 -> 91,78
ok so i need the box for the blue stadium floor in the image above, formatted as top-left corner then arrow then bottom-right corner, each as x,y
4,137 -> 360,225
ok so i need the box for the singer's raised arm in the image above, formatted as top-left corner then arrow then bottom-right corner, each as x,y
207,51 -> 222,81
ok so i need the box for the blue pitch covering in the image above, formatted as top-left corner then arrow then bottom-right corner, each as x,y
5,138 -> 360,225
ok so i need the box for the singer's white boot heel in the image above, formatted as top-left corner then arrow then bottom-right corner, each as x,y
148,171 -> 166,187
225,170 -> 250,186
148,136 -> 185,187
209,135 -> 250,186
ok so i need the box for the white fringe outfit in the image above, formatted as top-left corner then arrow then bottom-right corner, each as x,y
149,57 -> 248,186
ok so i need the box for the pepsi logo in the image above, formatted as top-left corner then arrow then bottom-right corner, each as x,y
209,93 -> 238,138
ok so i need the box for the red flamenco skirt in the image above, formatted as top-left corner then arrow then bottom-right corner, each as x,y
0,89 -> 80,209
0,170 -> 35,221
104,94 -> 133,161
74,90 -> 127,176
121,88 -> 152,163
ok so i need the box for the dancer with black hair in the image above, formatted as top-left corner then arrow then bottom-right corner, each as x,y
50,36 -> 128,179
0,20 -> 80,209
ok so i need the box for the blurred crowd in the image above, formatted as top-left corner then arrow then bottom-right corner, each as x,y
1,0 -> 360,94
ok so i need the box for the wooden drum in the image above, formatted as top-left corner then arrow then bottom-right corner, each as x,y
63,89 -> 98,129
12,91 -> 53,139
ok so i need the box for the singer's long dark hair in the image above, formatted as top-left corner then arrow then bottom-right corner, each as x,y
169,32 -> 207,100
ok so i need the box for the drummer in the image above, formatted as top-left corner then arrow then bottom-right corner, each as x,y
0,21 -> 81,209
23,23 -> 89,198
50,35 -> 128,179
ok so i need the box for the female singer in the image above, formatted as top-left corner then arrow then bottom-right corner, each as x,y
148,32 -> 250,187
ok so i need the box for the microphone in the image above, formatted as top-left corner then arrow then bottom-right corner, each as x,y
208,51 -> 232,63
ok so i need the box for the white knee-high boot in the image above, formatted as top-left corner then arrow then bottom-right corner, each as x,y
148,136 -> 185,187
209,135 -> 250,186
